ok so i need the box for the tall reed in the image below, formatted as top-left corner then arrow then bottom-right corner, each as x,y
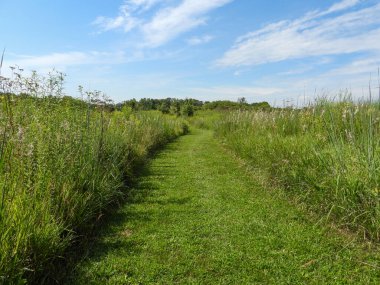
0,67 -> 187,284
214,96 -> 380,240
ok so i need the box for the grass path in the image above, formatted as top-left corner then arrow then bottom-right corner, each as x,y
67,129 -> 380,284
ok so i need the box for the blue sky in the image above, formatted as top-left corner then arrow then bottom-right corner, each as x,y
1,0 -> 380,105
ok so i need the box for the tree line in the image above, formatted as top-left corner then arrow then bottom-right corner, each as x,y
117,97 -> 271,116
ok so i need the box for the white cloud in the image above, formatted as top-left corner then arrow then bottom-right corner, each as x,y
325,0 -> 361,14
93,0 -> 163,33
93,0 -> 232,47
216,1 -> 380,67
1,47 -> 188,76
324,54 -> 380,76
93,15 -> 138,33
127,0 -> 163,11
3,51 -> 127,73
186,35 -> 214,45
257,55 -> 380,105
141,0 -> 231,47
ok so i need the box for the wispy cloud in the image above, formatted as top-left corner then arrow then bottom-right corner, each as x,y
3,46 -> 191,73
93,0 -> 232,47
216,0 -> 380,67
141,0 -> 231,47
323,53 -> 380,77
325,0 -> 361,14
92,0 -> 162,33
186,35 -> 214,45
3,51 -> 127,73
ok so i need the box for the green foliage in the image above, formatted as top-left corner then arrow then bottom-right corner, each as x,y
180,103 -> 194,117
68,129 -> 380,284
213,97 -> 380,240
118,98 -> 271,115
0,68 -> 187,284
203,100 -> 271,111
118,98 -> 203,115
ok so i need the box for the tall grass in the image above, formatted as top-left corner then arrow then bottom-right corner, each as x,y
187,110 -> 222,130
0,67 -> 187,284
214,95 -> 380,240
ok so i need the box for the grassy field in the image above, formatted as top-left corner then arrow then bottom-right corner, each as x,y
211,98 -> 380,241
2,65 -> 380,284
0,70 -> 187,284
66,129 -> 380,284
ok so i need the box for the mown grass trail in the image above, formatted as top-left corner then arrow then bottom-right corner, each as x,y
67,129 -> 380,284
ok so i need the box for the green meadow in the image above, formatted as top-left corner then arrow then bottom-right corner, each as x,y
1,68 -> 380,284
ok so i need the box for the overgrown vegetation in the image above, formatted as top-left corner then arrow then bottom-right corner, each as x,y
202,99 -> 271,111
0,67 -> 187,284
213,94 -> 380,240
119,97 -> 271,115
67,128 -> 380,284
119,98 -> 202,116
4,56 -> 379,283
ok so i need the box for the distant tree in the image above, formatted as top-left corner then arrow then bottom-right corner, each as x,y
251,101 -> 271,110
170,100 -> 181,116
238,97 -> 247,104
139,98 -> 151,110
159,101 -> 170,114
121,98 -> 138,110
181,104 -> 194,117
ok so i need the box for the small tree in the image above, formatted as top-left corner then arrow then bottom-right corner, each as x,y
237,97 -> 247,104
170,100 -> 181,116
159,102 -> 170,114
181,104 -> 194,117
